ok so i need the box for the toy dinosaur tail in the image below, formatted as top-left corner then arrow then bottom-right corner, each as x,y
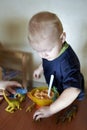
3,90 -> 10,104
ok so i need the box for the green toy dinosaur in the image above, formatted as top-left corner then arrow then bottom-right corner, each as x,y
56,105 -> 78,124
3,90 -> 22,113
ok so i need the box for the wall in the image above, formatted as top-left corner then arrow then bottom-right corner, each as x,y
0,0 -> 87,87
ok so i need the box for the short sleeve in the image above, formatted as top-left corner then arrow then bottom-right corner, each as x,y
61,57 -> 82,90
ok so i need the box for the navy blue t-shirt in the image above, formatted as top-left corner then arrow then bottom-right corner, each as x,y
42,43 -> 85,100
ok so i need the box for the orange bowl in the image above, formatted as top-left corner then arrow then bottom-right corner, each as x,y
27,86 -> 58,107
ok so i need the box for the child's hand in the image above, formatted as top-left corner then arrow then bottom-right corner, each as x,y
0,81 -> 21,94
33,64 -> 43,79
33,106 -> 53,120
33,68 -> 42,79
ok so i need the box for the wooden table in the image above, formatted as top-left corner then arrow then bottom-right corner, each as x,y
0,96 -> 87,130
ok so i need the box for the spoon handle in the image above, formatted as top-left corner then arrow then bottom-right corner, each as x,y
48,74 -> 54,97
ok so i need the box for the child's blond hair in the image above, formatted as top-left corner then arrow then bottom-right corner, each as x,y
28,11 -> 63,44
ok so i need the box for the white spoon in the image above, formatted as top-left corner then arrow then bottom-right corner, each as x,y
48,74 -> 54,98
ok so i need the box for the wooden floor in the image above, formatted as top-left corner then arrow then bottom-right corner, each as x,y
0,96 -> 87,130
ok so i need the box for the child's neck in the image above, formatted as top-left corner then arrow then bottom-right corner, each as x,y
57,42 -> 69,57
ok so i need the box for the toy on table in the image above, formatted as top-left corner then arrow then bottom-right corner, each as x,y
56,104 -> 78,124
0,89 -> 9,104
61,105 -> 78,122
3,90 -> 22,113
16,87 -> 27,94
10,87 -> 27,98
3,88 -> 27,113
26,86 -> 58,112
26,102 -> 36,112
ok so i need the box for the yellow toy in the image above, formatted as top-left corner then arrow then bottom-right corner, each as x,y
26,102 -> 36,112
15,93 -> 26,103
3,90 -> 22,113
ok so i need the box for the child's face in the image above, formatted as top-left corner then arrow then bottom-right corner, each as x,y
29,39 -> 63,61
37,45 -> 60,61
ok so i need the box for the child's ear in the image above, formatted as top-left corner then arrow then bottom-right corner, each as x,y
60,32 -> 66,43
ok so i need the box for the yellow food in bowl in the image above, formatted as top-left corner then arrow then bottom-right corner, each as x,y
27,86 -> 58,107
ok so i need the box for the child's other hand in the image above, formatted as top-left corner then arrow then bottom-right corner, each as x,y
33,64 -> 43,79
0,81 -> 21,94
33,106 -> 53,120
33,68 -> 41,79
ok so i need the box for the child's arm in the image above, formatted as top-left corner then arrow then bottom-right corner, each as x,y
33,87 -> 80,120
33,63 -> 43,79
50,87 -> 80,113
